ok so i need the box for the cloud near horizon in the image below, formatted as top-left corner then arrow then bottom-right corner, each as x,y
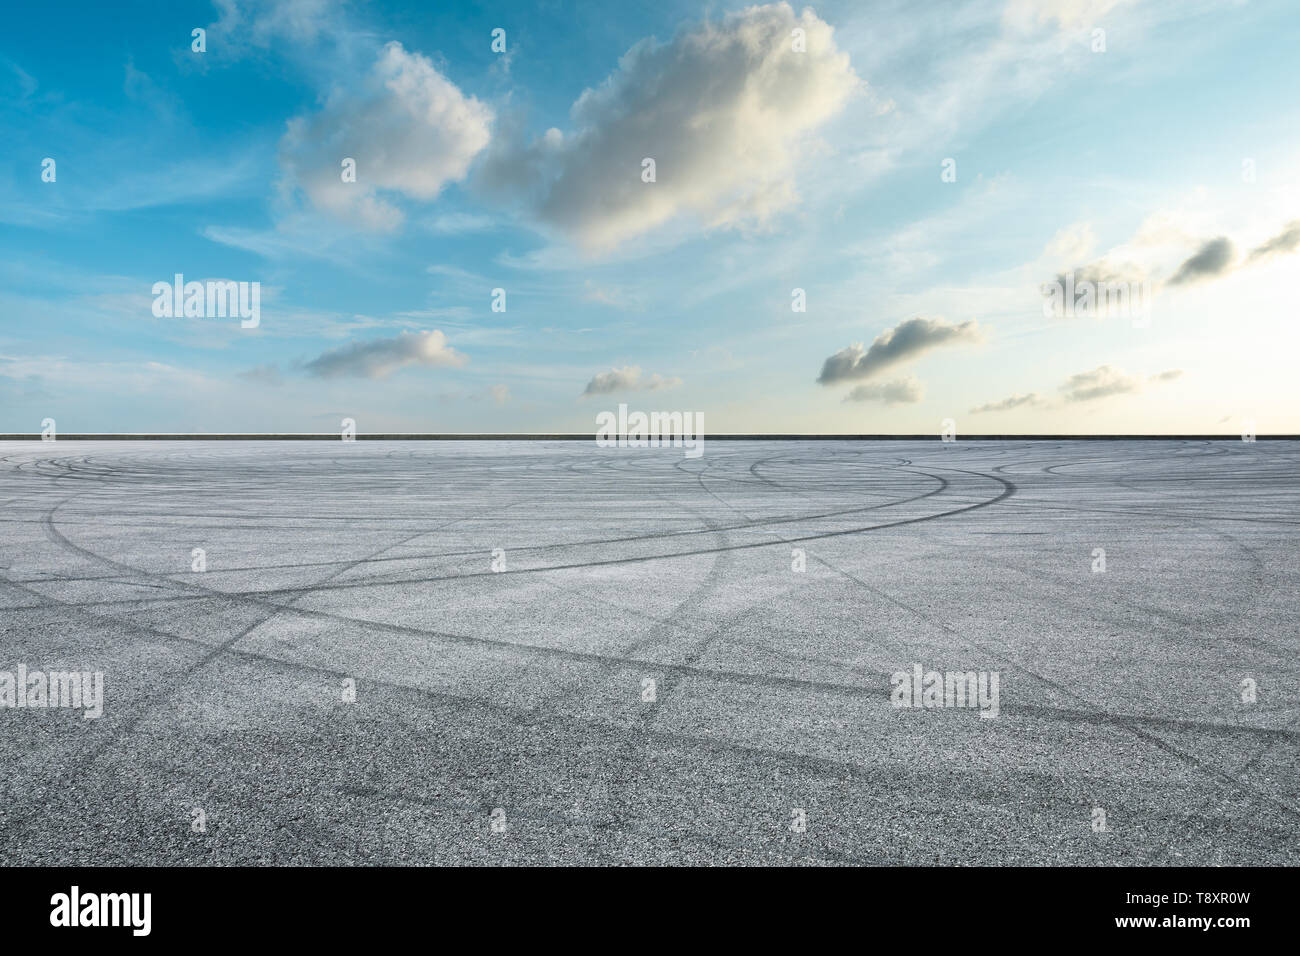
1060,366 -> 1140,403
970,392 -> 1044,414
842,378 -> 923,404
581,365 -> 682,397
1060,365 -> 1182,403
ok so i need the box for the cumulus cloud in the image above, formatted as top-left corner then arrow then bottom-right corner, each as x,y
1247,220 -> 1300,263
970,393 -> 1043,414
490,384 -> 510,405
1166,237 -> 1235,286
842,378 -> 923,404
281,42 -> 492,231
581,365 -> 682,397
1148,368 -> 1183,383
817,317 -> 982,385
303,330 -> 466,379
1060,365 -> 1141,403
478,3 -> 859,250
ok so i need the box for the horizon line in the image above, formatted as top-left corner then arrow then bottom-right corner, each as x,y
2,433 -> 1295,442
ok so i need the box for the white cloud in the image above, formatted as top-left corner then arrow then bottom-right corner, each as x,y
303,330 -> 467,379
281,42 -> 492,231
581,365 -> 682,397
480,3 -> 860,251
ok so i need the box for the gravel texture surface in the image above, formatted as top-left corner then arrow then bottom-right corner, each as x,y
1,439 -> 1296,865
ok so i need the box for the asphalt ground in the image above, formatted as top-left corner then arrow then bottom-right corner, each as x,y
1,439 -> 1296,865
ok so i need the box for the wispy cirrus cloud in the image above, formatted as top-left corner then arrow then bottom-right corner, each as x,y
970,392 -> 1044,414
238,363 -> 283,387
1003,0 -> 1136,31
201,0 -> 346,59
1247,219 -> 1300,264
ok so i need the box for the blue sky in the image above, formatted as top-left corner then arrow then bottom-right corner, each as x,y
2,0 -> 1298,433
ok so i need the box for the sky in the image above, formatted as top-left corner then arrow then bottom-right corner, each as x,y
1,0 -> 1298,434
